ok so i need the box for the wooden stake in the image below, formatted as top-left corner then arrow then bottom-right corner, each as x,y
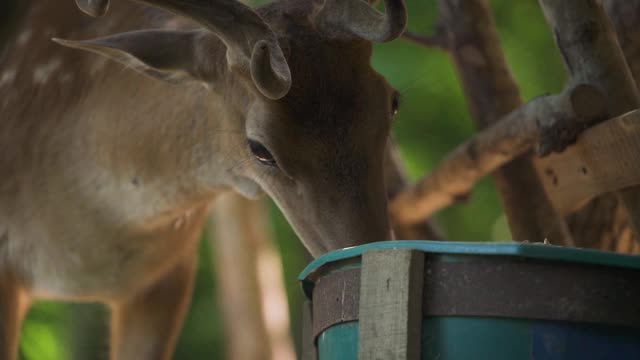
358,250 -> 424,360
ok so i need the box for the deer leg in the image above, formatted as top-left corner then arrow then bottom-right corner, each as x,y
0,271 -> 29,360
109,254 -> 197,360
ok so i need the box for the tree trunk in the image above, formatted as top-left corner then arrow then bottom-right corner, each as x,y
210,194 -> 296,360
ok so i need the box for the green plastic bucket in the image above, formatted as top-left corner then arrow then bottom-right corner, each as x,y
299,241 -> 640,360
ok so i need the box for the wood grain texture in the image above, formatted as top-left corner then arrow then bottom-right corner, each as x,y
312,266 -> 361,338
358,250 -> 424,360
536,110 -> 640,215
311,258 -> 640,330
390,85 -> 604,227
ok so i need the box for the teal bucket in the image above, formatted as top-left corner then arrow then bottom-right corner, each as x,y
299,241 -> 640,360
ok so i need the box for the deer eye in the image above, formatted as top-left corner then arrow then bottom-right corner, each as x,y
391,92 -> 401,118
248,139 -> 277,166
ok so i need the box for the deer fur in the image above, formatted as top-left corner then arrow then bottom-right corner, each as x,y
0,0 -> 404,358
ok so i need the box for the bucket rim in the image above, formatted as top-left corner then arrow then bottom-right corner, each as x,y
299,240 -> 640,281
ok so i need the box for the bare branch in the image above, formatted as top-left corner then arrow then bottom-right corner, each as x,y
535,109 -> 640,216
384,141 -> 443,240
599,0 -> 640,253
539,0 -> 640,244
390,84 -> 605,227
427,0 -> 573,245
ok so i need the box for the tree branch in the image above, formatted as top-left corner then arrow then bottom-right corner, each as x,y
599,0 -> 640,253
385,140 -> 443,240
539,0 -> 640,244
426,0 -> 574,245
535,109 -> 640,216
390,84 -> 605,226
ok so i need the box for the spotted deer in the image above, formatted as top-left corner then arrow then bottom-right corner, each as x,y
0,0 -> 405,358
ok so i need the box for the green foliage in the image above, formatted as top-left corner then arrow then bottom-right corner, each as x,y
20,304 -> 71,360
17,0 -> 567,359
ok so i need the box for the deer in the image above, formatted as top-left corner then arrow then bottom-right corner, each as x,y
0,0 -> 406,358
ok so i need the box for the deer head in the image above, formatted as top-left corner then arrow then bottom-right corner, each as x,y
56,0 -> 406,256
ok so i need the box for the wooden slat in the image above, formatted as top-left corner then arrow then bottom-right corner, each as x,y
358,250 -> 424,360
312,266 -> 360,338
535,109 -> 640,215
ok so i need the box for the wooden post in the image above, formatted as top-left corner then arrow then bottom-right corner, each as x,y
358,250 -> 424,360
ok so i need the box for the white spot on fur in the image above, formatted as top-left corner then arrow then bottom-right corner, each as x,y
0,71 -> 16,87
172,210 -> 193,230
173,217 -> 184,230
33,58 -> 62,85
16,31 -> 31,46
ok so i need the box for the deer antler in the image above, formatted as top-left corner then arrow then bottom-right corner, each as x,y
315,0 -> 407,42
133,0 -> 292,99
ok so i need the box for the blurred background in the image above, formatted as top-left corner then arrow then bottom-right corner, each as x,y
11,0 -> 567,358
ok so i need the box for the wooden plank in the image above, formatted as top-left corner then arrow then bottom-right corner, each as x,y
535,110 -> 640,215
310,259 -> 640,329
302,300 -> 317,360
358,249 -> 424,360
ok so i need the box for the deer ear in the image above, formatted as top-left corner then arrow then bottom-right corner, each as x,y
53,30 -> 215,84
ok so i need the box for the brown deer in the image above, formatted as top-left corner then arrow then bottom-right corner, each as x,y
0,0 -> 405,358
